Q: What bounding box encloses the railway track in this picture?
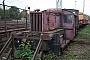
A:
[0,21,30,32]
[0,21,30,59]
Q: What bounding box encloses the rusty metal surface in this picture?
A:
[22,29,64,41]
[30,8,63,32]
[66,30,74,40]
[0,28,26,33]
[63,10,74,28]
[0,32,18,60]
[3,1,6,32]
[0,36,12,56]
[14,35,40,40]
[39,13,42,31]
[34,9,40,12]
[42,34,51,40]
[46,8,62,13]
[33,13,36,31]
[14,34,52,41]
[42,29,64,33]
[5,48,12,59]
[30,12,42,31]
[63,10,75,40]
[56,16,61,28]
[36,13,38,31]
[43,12,49,31]
[0,21,30,33]
[0,35,14,60]
[49,14,56,30]
[22,29,64,34]
[32,37,43,60]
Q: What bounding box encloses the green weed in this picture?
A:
[14,41,34,60]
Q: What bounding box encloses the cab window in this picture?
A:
[64,14,72,23]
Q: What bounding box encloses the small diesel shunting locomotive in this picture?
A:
[30,8,79,54]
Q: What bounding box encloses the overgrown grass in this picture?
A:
[74,26,90,40]
[79,26,90,34]
[63,25,90,59]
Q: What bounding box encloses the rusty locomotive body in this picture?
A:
[30,8,63,32]
[30,9,79,39]
[30,8,79,54]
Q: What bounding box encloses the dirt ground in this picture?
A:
[60,39,90,60]
[60,26,90,60]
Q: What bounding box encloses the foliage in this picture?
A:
[19,10,27,18]
[0,6,19,20]
[0,8,4,19]
[6,9,10,19]
[79,26,90,34]
[9,6,20,19]
[74,26,90,40]
[0,6,28,20]
[15,41,34,60]
[43,53,61,60]
[44,54,53,60]
[0,8,10,20]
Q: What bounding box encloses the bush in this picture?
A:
[15,41,34,60]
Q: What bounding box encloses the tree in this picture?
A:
[0,8,4,19]
[9,6,20,19]
[19,10,27,18]
[0,8,10,20]
[6,9,10,19]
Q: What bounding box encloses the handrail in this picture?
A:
[0,36,12,56]
[6,48,12,59]
[32,36,43,60]
[0,35,13,60]
[0,4,2,5]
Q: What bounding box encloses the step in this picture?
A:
[61,40,70,49]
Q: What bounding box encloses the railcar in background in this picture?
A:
[79,12,88,25]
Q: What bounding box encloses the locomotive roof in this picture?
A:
[62,9,78,16]
[62,9,79,12]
